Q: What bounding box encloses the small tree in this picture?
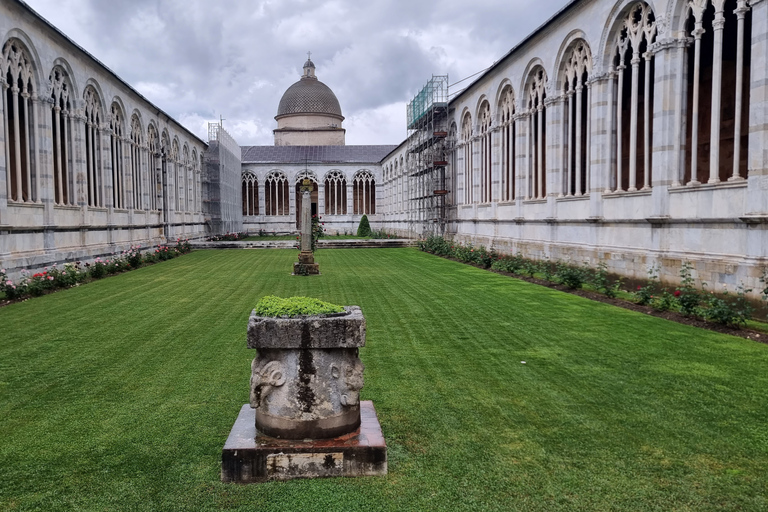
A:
[357,214,371,237]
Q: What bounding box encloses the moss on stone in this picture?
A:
[254,295,345,317]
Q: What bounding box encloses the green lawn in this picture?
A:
[1,248,767,511]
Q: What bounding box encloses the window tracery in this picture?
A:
[499,89,516,202]
[2,38,37,203]
[353,170,375,215]
[265,171,288,216]
[610,2,656,192]
[110,103,125,208]
[242,171,258,216]
[49,66,73,206]
[324,170,347,215]
[130,115,143,209]
[562,42,592,197]
[84,86,103,207]
[478,102,492,203]
[461,113,473,204]
[526,68,548,199]
[683,0,750,184]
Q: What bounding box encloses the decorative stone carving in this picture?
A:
[246,306,366,439]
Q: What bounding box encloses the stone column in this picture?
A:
[628,54,641,191]
[615,63,625,191]
[708,0,726,183]
[0,78,7,224]
[575,85,584,196]
[730,0,749,181]
[746,0,768,216]
[586,74,607,219]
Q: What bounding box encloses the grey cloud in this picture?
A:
[25,0,570,145]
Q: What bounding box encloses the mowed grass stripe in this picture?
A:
[0,248,767,511]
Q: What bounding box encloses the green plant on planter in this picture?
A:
[254,295,345,317]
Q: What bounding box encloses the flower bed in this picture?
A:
[419,235,767,329]
[0,238,192,303]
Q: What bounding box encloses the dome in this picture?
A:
[276,60,343,119]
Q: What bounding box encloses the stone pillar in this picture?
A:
[648,37,684,218]
[746,0,768,216]
[586,73,609,220]
[0,77,7,225]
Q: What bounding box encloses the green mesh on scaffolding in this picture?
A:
[407,75,448,129]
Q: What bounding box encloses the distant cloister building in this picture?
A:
[240,58,394,234]
[2,0,768,296]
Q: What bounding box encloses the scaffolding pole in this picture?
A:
[406,75,451,238]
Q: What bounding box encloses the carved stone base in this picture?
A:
[222,401,387,483]
[293,262,320,275]
[297,251,315,264]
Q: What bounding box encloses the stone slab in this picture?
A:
[247,306,366,349]
[221,401,387,483]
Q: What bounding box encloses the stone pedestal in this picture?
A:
[222,305,386,482]
[293,251,320,275]
[221,401,387,483]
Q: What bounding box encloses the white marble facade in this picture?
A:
[2,0,767,297]
[378,0,768,296]
[0,0,207,274]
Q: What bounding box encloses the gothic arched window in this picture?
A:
[353,170,375,215]
[324,170,347,215]
[3,39,38,203]
[49,66,74,206]
[84,86,104,207]
[265,171,289,215]
[611,3,656,192]
[526,68,548,199]
[562,42,592,196]
[242,172,258,216]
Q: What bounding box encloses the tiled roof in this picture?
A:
[277,78,343,118]
[241,145,399,164]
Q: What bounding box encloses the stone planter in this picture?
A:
[247,306,366,439]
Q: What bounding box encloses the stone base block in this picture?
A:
[222,401,386,483]
[293,261,320,275]
[297,251,315,264]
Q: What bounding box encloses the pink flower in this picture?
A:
[47,276,53,281]
[7,280,13,286]
[674,290,681,297]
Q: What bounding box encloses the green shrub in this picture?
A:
[634,265,659,305]
[419,235,452,256]
[555,262,586,289]
[651,290,676,311]
[702,284,753,327]
[591,261,623,298]
[356,214,371,237]
[254,295,345,317]
[88,259,107,279]
[676,262,702,316]
[491,254,524,274]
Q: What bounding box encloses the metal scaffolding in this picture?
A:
[406,75,451,237]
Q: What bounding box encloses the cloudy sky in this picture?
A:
[24,0,568,146]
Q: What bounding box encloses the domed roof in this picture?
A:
[276,59,343,119]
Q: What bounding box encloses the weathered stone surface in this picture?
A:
[247,306,367,439]
[221,401,387,483]
[247,307,365,349]
[250,347,364,439]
